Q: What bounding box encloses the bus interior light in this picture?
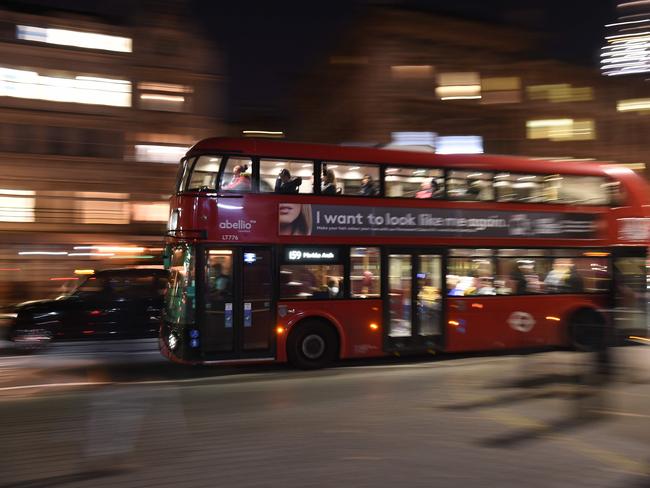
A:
[583,252,610,257]
[209,250,233,255]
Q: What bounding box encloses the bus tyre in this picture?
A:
[569,309,606,352]
[287,320,338,370]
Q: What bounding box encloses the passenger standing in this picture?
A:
[322,169,337,195]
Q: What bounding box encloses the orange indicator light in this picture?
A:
[369,323,379,331]
[276,326,285,335]
[545,316,561,321]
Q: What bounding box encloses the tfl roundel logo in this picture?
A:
[508,311,535,333]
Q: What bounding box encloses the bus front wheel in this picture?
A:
[287,320,339,370]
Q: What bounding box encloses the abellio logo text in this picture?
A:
[219,219,256,231]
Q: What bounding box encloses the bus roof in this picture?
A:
[188,137,626,178]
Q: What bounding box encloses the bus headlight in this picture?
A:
[168,332,178,350]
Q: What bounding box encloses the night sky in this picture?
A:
[8,0,618,121]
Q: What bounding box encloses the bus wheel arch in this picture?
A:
[567,307,607,351]
[286,317,340,369]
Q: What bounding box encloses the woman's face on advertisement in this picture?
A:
[278,203,301,224]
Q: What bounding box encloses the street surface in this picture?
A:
[0,342,648,488]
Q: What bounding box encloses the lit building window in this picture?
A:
[0,67,131,107]
[137,82,191,112]
[617,98,650,112]
[436,72,481,100]
[601,29,650,76]
[0,189,35,223]
[134,133,195,145]
[526,119,595,141]
[75,192,129,225]
[436,136,484,154]
[481,77,521,104]
[385,132,436,152]
[390,132,437,146]
[135,144,188,164]
[131,202,169,222]
[390,65,434,79]
[16,25,132,53]
[527,84,594,103]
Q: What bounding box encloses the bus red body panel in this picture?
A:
[162,138,650,367]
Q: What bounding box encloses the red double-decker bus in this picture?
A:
[161,137,649,368]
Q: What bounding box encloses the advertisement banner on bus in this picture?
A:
[278,203,598,238]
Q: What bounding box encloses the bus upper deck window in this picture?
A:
[385,167,444,199]
[322,162,380,196]
[220,157,254,192]
[447,171,494,201]
[495,173,544,203]
[260,159,314,193]
[546,175,609,205]
[187,156,222,191]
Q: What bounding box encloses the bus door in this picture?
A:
[385,250,444,352]
[200,246,274,360]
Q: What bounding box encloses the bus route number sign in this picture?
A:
[284,247,340,263]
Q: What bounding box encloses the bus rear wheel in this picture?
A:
[569,309,607,351]
[287,320,338,370]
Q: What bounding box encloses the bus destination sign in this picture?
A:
[278,203,598,239]
[284,247,340,263]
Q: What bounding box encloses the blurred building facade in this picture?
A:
[0,3,224,303]
[290,7,649,177]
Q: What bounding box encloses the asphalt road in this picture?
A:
[0,344,648,488]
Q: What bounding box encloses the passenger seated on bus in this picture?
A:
[322,169,337,195]
[416,181,433,199]
[564,264,584,293]
[544,258,584,293]
[327,278,341,298]
[465,179,481,200]
[223,164,251,191]
[359,174,378,196]
[511,261,530,294]
[446,275,465,296]
[416,179,443,199]
[476,277,495,295]
[543,260,566,293]
[275,169,302,194]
